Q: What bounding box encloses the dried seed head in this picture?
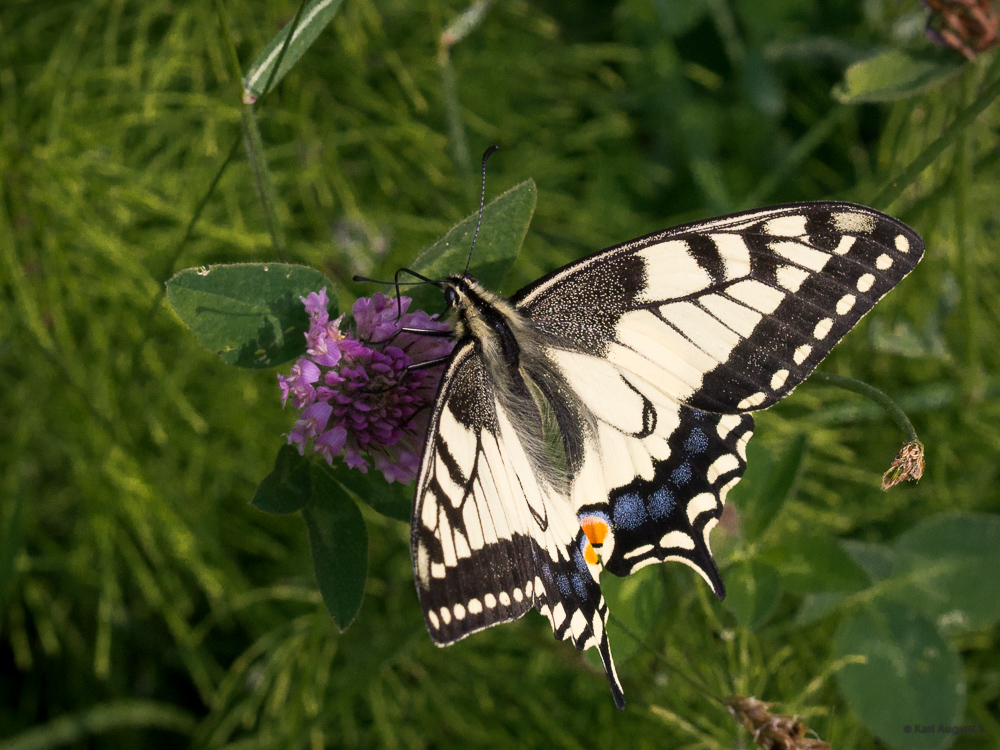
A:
[882,440,925,490]
[725,695,831,750]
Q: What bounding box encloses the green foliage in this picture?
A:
[304,467,368,630]
[835,601,965,749]
[408,177,536,308]
[892,513,1000,631]
[244,0,347,100]
[325,459,412,523]
[729,433,806,542]
[3,0,1000,748]
[252,444,312,514]
[723,559,782,630]
[833,50,963,103]
[166,263,334,368]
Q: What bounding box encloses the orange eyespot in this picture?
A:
[581,518,609,546]
[584,542,600,566]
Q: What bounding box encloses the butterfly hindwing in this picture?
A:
[412,341,626,705]
[535,345,754,593]
[412,342,535,643]
[599,409,754,587]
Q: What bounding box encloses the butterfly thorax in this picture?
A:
[442,274,531,372]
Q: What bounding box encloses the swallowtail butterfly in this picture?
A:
[409,201,922,708]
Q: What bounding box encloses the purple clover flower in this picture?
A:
[277,288,452,483]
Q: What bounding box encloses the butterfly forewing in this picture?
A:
[412,201,923,709]
[515,202,923,413]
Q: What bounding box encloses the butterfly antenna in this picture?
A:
[353,270,442,319]
[465,145,500,274]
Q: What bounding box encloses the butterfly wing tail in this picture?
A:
[596,605,626,710]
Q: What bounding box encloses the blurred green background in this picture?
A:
[2,0,999,748]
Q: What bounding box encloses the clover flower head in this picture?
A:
[278,288,452,484]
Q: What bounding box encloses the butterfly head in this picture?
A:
[440,274,482,341]
[440,274,527,369]
[442,279,462,309]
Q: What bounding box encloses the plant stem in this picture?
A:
[213,0,291,259]
[438,0,494,183]
[955,66,982,400]
[811,372,920,444]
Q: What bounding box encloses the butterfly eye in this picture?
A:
[444,287,458,307]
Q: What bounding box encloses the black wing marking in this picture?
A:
[598,409,754,586]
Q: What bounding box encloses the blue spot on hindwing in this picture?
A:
[671,462,692,486]
[612,492,647,530]
[571,573,589,598]
[556,573,572,597]
[685,428,709,454]
[649,487,676,519]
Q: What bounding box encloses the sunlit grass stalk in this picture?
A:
[741,105,850,208]
[955,66,982,399]
[213,0,293,259]
[871,58,1000,210]
[0,207,112,430]
[146,0,310,318]
[438,0,494,182]
[133,2,306,379]
[2,201,132,443]
[240,110,286,258]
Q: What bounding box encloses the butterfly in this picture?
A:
[408,200,923,708]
